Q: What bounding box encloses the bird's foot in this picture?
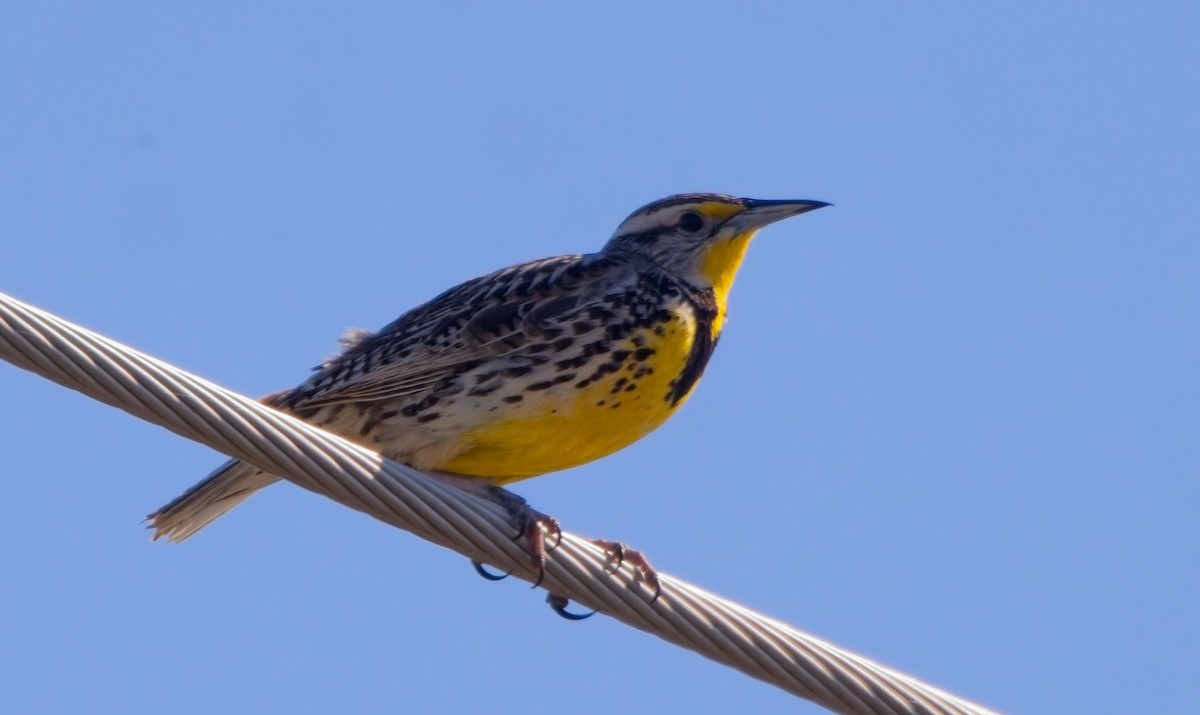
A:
[452,480,559,588]
[543,540,659,620]
[478,485,561,588]
[593,538,661,603]
[445,476,657,608]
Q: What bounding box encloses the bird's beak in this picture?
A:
[732,198,830,231]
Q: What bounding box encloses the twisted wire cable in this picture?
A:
[0,290,999,715]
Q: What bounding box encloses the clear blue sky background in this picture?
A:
[1,3,1196,714]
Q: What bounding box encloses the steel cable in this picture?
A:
[0,291,999,715]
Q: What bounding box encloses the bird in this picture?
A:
[148,193,828,595]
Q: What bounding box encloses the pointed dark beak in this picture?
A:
[735,199,830,230]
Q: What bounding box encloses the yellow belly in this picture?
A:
[436,312,699,483]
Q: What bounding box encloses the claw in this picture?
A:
[602,543,625,575]
[594,539,662,604]
[544,519,563,551]
[524,516,549,589]
[547,593,595,621]
[472,561,511,581]
[523,514,562,588]
[459,482,560,589]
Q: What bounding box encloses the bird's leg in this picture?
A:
[478,484,561,588]
[592,539,661,603]
[425,473,658,604]
[427,473,560,588]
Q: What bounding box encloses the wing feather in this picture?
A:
[275,253,634,410]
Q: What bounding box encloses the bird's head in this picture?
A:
[602,193,828,298]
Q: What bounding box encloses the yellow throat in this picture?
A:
[697,228,757,335]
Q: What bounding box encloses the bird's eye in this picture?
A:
[678,211,704,233]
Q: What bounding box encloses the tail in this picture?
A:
[147,459,280,542]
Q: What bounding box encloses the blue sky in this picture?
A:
[1,3,1197,713]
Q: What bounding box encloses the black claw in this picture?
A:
[472,561,511,581]
[547,593,595,621]
[554,606,595,621]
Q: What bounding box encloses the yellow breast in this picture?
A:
[432,226,756,484]
[437,305,700,483]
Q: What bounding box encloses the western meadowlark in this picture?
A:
[149,193,827,594]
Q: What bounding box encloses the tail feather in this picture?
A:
[148,459,280,542]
